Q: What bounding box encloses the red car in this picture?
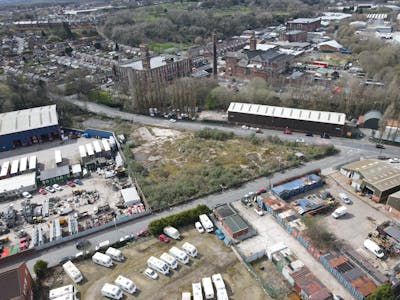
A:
[283,128,292,134]
[38,188,47,195]
[256,187,266,195]
[66,181,76,187]
[158,234,170,243]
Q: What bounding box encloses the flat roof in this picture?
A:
[120,187,140,203]
[228,102,346,125]
[288,18,321,24]
[223,214,248,233]
[342,159,381,172]
[0,173,36,192]
[0,105,58,136]
[215,204,236,218]
[39,165,69,181]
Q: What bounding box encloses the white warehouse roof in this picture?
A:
[0,105,58,136]
[120,187,141,206]
[0,173,36,193]
[228,102,346,125]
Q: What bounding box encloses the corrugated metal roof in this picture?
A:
[363,110,382,121]
[222,214,248,233]
[227,102,346,125]
[0,105,58,136]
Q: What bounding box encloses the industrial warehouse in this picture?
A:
[0,105,60,151]
[227,102,347,136]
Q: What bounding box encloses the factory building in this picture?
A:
[0,105,60,151]
[227,102,346,136]
[213,203,249,239]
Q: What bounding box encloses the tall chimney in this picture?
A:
[140,44,151,70]
[212,33,217,79]
[249,32,257,51]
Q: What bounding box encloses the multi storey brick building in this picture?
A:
[0,262,33,300]
[287,18,321,32]
[279,30,308,42]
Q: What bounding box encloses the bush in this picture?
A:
[148,204,211,235]
[366,283,395,300]
[302,216,336,250]
[195,128,234,141]
[33,260,48,279]
[88,90,122,108]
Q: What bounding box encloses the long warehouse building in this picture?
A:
[0,105,60,151]
[227,102,346,136]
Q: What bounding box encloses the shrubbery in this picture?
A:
[148,204,211,235]
[88,90,122,108]
[33,260,48,280]
[195,128,234,141]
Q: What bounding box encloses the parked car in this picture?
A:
[305,132,313,137]
[59,256,74,265]
[169,118,176,123]
[73,179,83,185]
[45,186,56,193]
[52,184,63,191]
[136,228,150,237]
[254,207,264,216]
[389,158,400,163]
[38,188,47,195]
[0,228,10,235]
[283,128,292,134]
[144,268,158,280]
[339,192,352,204]
[255,187,266,195]
[158,234,170,243]
[241,125,249,130]
[215,229,225,240]
[255,128,263,133]
[66,181,76,187]
[22,192,32,199]
[376,144,385,149]
[195,221,204,233]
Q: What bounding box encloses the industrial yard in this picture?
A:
[45,228,268,300]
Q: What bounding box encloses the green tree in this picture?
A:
[366,283,394,300]
[33,260,48,279]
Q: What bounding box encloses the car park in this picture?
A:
[38,188,47,195]
[195,221,204,233]
[144,268,158,280]
[46,186,56,193]
[215,229,225,240]
[52,184,63,191]
[22,192,32,199]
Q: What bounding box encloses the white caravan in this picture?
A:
[182,242,198,257]
[62,261,83,283]
[106,247,125,262]
[101,283,123,300]
[147,256,170,275]
[92,252,113,268]
[212,273,226,290]
[160,252,178,269]
[202,277,215,299]
[49,285,76,300]
[182,292,191,300]
[199,214,214,232]
[192,282,203,300]
[169,246,189,264]
[163,226,181,239]
[114,275,136,294]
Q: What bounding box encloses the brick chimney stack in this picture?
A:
[140,44,151,70]
[249,32,257,51]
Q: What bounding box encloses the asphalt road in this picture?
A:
[9,97,400,277]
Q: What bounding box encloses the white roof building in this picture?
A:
[120,187,141,207]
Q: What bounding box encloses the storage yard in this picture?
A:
[45,228,268,300]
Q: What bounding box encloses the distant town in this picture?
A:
[0,0,400,300]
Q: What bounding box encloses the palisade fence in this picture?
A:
[261,201,365,300]
[231,246,283,299]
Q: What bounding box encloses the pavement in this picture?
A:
[232,201,354,300]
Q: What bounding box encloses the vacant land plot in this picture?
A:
[126,126,335,208]
[46,228,268,300]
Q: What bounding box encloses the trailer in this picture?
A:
[212,273,226,290]
[62,261,83,283]
[202,277,214,299]
[182,242,198,258]
[29,156,37,171]
[163,226,180,240]
[85,143,94,156]
[19,157,28,173]
[114,275,136,294]
[106,247,125,262]
[10,160,19,176]
[199,214,214,232]
[101,283,123,300]
[78,145,87,159]
[55,150,62,165]
[192,282,203,300]
[169,246,189,264]
[49,285,77,300]
[182,292,191,300]
[147,256,170,275]
[92,252,113,267]
[160,252,178,269]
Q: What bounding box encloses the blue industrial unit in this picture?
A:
[0,105,60,151]
[271,174,323,200]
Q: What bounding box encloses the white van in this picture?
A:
[62,261,83,283]
[169,246,189,264]
[160,252,178,269]
[364,239,384,258]
[339,192,351,204]
[147,256,170,275]
[92,252,113,268]
[49,285,76,300]
[114,275,136,294]
[182,242,198,258]
[101,283,123,300]
[331,206,348,219]
[106,247,125,262]
[202,277,215,299]
[95,240,110,251]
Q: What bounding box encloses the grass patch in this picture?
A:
[148,41,190,52]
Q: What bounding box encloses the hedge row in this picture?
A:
[148,204,211,235]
